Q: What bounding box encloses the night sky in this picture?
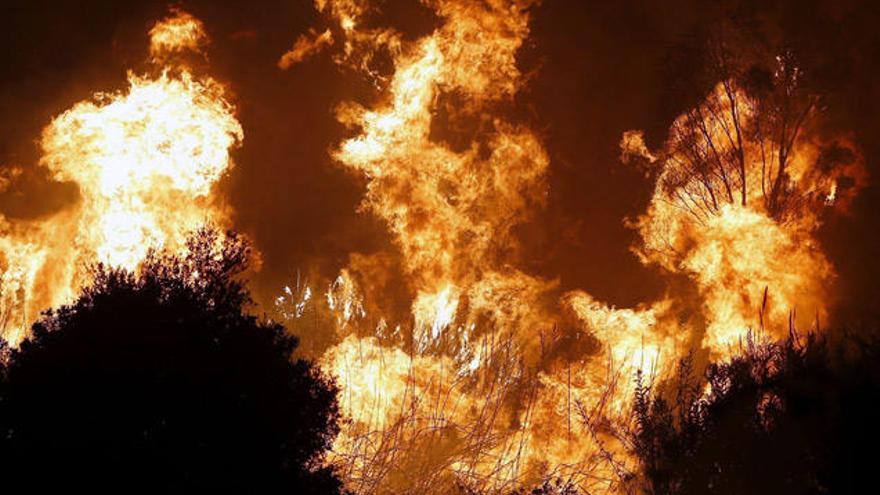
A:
[2,0,879,326]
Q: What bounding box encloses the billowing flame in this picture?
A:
[280,0,644,492]
[0,9,242,342]
[42,71,241,269]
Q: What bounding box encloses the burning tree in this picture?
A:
[635,51,850,224]
[623,49,865,352]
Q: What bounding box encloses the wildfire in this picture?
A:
[0,9,241,342]
[0,3,868,494]
[277,2,867,494]
[280,0,645,491]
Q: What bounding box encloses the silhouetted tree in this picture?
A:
[0,228,345,493]
[659,50,825,221]
[455,477,580,495]
[640,39,863,231]
[631,331,880,495]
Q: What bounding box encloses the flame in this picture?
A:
[565,293,676,380]
[327,269,368,327]
[328,0,551,351]
[413,283,460,343]
[280,1,648,492]
[278,28,334,69]
[149,8,209,61]
[683,205,831,350]
[41,71,241,269]
[0,9,241,342]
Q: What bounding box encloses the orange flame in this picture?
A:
[281,1,649,492]
[149,8,209,61]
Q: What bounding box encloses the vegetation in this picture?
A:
[0,229,344,493]
[2,227,879,495]
[631,330,880,495]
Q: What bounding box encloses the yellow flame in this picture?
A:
[0,9,241,342]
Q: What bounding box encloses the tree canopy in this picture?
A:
[0,228,344,493]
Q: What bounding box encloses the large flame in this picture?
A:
[0,9,242,342]
[279,0,648,492]
[278,4,867,494]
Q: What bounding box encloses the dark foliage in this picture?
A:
[632,331,880,495]
[455,477,579,495]
[518,479,581,495]
[0,228,344,493]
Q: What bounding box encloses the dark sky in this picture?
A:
[2,0,879,325]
